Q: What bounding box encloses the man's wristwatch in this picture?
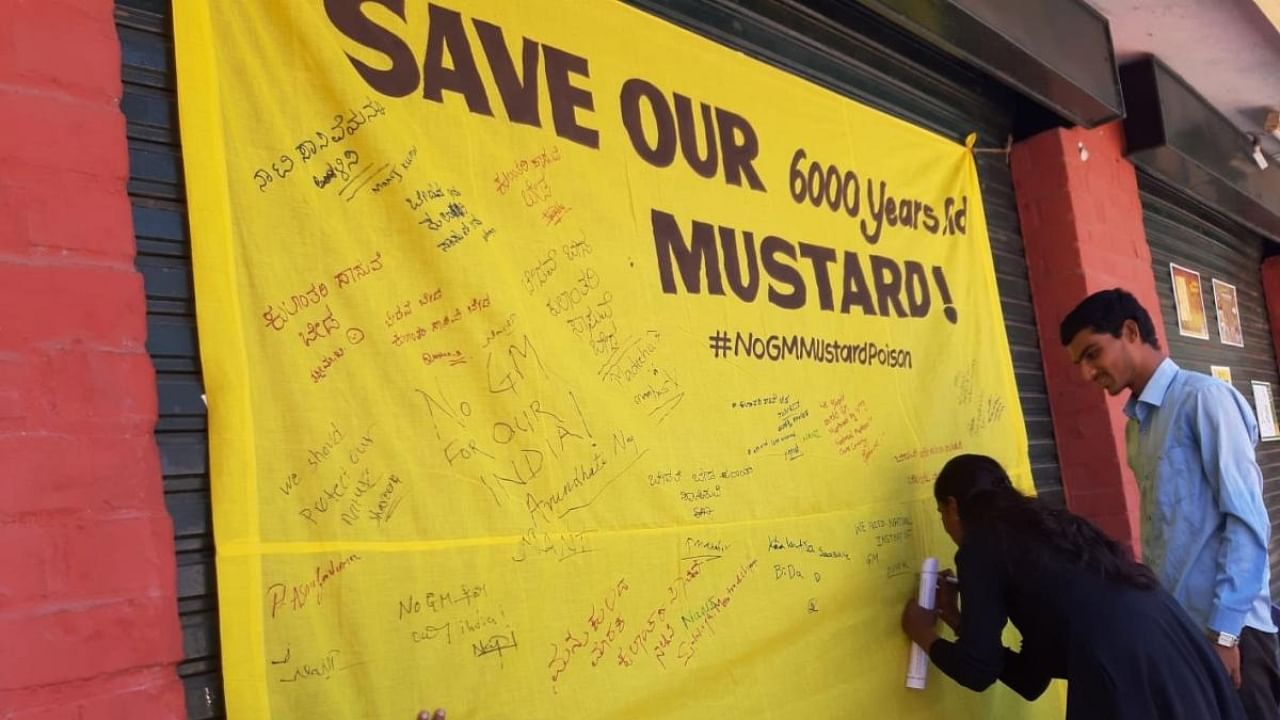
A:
[1210,630,1240,648]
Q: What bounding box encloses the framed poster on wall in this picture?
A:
[1252,381,1279,441]
[1211,365,1233,384]
[1170,263,1209,339]
[1212,279,1244,347]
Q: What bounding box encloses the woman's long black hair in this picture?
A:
[935,454,1158,590]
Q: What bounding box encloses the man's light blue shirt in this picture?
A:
[1125,358,1275,636]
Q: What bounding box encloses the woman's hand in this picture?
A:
[901,597,939,651]
[936,569,961,632]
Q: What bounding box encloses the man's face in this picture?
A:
[1067,325,1136,396]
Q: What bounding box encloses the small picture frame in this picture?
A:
[1210,365,1233,384]
[1251,381,1279,441]
[1212,279,1244,347]
[1170,264,1210,339]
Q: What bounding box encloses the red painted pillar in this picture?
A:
[1010,122,1163,555]
[1261,258,1280,369]
[0,1,185,717]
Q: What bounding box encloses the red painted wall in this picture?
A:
[1262,258,1280,371]
[0,1,185,717]
[1010,122,1164,554]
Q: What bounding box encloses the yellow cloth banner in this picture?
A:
[174,1,1063,718]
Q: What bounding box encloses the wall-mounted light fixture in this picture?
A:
[1252,135,1269,170]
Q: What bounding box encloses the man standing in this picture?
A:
[1060,288,1280,719]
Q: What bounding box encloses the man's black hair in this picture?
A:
[1058,288,1160,350]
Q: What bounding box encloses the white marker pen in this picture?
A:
[906,556,938,690]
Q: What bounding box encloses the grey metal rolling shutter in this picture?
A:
[1140,175,1280,596]
[114,1,1064,717]
[115,1,221,718]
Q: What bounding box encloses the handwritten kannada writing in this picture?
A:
[647,469,682,487]
[265,554,363,619]
[333,250,385,289]
[312,150,368,202]
[892,441,963,464]
[730,393,818,460]
[254,154,296,192]
[529,236,685,421]
[544,268,614,352]
[385,289,443,327]
[618,559,706,670]
[523,249,559,294]
[566,291,614,347]
[503,152,572,226]
[296,304,342,348]
[548,578,630,691]
[407,182,459,209]
[649,465,753,520]
[262,282,330,332]
[679,485,722,504]
[730,393,790,409]
[494,146,562,196]
[521,237,595,295]
[420,199,475,232]
[562,236,591,261]
[253,98,387,193]
[390,295,489,348]
[276,649,343,683]
[820,394,881,463]
[767,536,851,561]
[310,346,346,384]
[542,202,571,226]
[407,183,497,252]
[399,584,488,618]
[776,400,809,433]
